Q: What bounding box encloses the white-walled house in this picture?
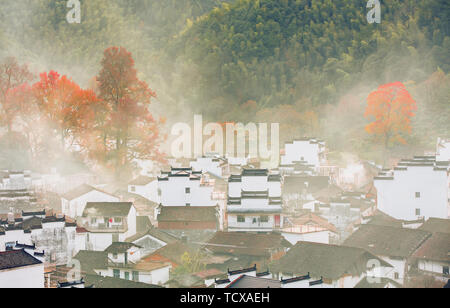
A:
[374,156,449,221]
[158,168,216,207]
[412,232,450,282]
[280,138,326,169]
[128,176,159,204]
[281,213,338,245]
[227,169,282,232]
[273,241,393,288]
[0,249,44,288]
[103,242,171,285]
[61,184,119,219]
[80,202,137,251]
[344,224,432,285]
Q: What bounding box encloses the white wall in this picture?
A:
[375,166,448,221]
[159,177,215,206]
[281,140,325,168]
[281,230,331,245]
[0,263,44,288]
[191,158,223,177]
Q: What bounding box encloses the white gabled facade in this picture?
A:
[128,176,159,203]
[227,169,282,232]
[374,156,449,221]
[190,156,229,178]
[158,168,216,207]
[281,138,326,169]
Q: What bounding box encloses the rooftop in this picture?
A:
[62,184,117,201]
[157,206,218,223]
[104,242,142,254]
[411,232,450,263]
[226,275,281,288]
[0,249,42,271]
[82,202,133,217]
[344,225,431,258]
[419,218,450,234]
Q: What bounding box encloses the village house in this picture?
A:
[125,224,178,257]
[411,232,450,282]
[0,249,44,288]
[344,224,432,285]
[158,167,217,207]
[272,241,393,288]
[79,202,137,251]
[202,232,291,272]
[281,212,338,245]
[227,169,282,232]
[127,175,159,204]
[280,138,327,170]
[374,156,449,221]
[103,242,171,285]
[0,210,77,265]
[61,184,119,219]
[0,171,33,190]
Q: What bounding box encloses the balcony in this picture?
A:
[83,221,128,233]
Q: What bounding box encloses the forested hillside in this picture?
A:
[0,0,449,163]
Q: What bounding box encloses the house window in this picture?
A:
[394,272,399,280]
[158,189,161,196]
[444,266,449,275]
[124,272,130,280]
[186,203,191,207]
[237,216,245,223]
[260,216,269,223]
[114,217,122,223]
[113,269,120,278]
[132,271,139,282]
[415,192,421,198]
[415,208,421,216]
[90,217,97,224]
[131,186,136,192]
[185,187,191,194]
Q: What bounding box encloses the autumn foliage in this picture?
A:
[364,82,417,147]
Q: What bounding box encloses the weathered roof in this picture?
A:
[133,261,171,272]
[412,233,450,263]
[62,184,117,201]
[273,242,391,280]
[283,176,329,194]
[344,225,431,258]
[82,202,133,217]
[204,232,291,257]
[419,218,450,234]
[126,226,179,244]
[0,249,42,271]
[157,206,217,223]
[84,274,163,288]
[365,210,403,228]
[128,175,155,186]
[144,242,195,264]
[104,242,142,254]
[73,251,108,274]
[283,212,338,233]
[226,275,281,288]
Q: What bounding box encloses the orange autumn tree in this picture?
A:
[33,71,100,151]
[95,47,165,181]
[364,82,417,162]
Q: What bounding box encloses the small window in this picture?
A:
[237,216,245,223]
[444,266,449,276]
[90,218,97,224]
[124,272,130,280]
[157,189,161,196]
[113,269,120,279]
[260,216,269,223]
[132,271,139,282]
[114,217,122,223]
[394,272,399,280]
[185,187,191,194]
[415,208,421,216]
[415,192,421,198]
[131,186,136,192]
[186,203,191,207]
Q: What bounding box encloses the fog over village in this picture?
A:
[0,0,449,290]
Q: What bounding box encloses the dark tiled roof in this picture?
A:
[73,251,108,274]
[157,206,218,223]
[57,279,85,288]
[419,218,450,234]
[84,274,163,288]
[344,225,431,258]
[0,249,42,270]
[82,202,133,217]
[228,264,256,276]
[412,233,450,263]
[273,242,391,280]
[104,242,142,254]
[283,176,329,194]
[146,242,195,264]
[126,226,179,245]
[226,275,281,288]
[205,232,291,257]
